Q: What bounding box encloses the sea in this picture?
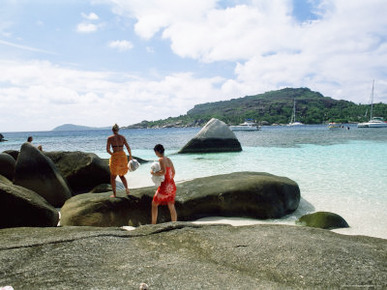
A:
[1,125,386,239]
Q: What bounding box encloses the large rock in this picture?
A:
[0,152,15,181]
[0,224,385,289]
[44,151,110,194]
[179,118,242,153]
[297,211,350,230]
[3,150,19,160]
[60,172,300,226]
[0,181,59,228]
[13,142,72,207]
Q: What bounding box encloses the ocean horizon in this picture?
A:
[1,125,386,239]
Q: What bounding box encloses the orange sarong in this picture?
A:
[109,151,128,176]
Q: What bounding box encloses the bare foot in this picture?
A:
[110,194,116,198]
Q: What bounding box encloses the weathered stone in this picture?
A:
[0,181,59,228]
[13,142,72,207]
[0,152,15,181]
[89,183,112,193]
[179,118,242,153]
[2,150,19,160]
[60,172,300,227]
[44,151,110,194]
[297,211,350,230]
[0,224,385,289]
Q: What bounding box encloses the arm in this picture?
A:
[170,160,175,179]
[106,137,113,155]
[123,137,132,160]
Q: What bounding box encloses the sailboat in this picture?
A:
[358,81,387,128]
[288,99,304,126]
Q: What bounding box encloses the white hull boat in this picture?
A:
[230,121,261,131]
[358,81,387,128]
[288,99,304,126]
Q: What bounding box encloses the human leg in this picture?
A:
[151,201,158,224]
[110,174,117,197]
[167,202,177,222]
[119,175,130,195]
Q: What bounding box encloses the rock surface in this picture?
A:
[0,223,385,289]
[61,172,300,227]
[13,142,72,207]
[179,118,242,153]
[0,181,59,228]
[0,152,15,181]
[297,211,350,230]
[44,151,110,194]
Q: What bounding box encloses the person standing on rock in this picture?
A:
[150,144,177,224]
[106,124,132,197]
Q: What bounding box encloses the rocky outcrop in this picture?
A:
[0,181,59,228]
[179,118,242,153]
[0,152,15,181]
[44,151,110,194]
[0,224,385,289]
[297,211,350,230]
[13,142,72,207]
[60,172,300,227]
[2,150,19,160]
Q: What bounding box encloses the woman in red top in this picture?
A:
[150,144,177,224]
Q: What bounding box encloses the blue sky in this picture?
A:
[1,0,386,131]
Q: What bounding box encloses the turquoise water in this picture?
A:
[1,125,386,239]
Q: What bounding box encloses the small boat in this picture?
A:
[358,81,387,128]
[230,120,261,131]
[328,123,350,130]
[288,99,304,126]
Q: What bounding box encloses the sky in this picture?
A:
[1,0,386,132]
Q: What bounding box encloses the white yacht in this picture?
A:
[358,81,387,128]
[358,117,387,128]
[230,120,261,131]
[288,99,304,126]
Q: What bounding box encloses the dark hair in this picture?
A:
[154,144,165,154]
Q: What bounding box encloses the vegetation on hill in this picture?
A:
[125,88,387,128]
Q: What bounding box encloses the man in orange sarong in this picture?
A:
[106,124,132,197]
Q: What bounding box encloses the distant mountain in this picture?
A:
[52,124,109,131]
[124,87,387,128]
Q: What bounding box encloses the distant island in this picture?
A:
[52,124,109,131]
[123,87,387,129]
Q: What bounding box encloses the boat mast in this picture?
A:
[292,99,296,123]
[370,80,375,120]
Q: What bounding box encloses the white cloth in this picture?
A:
[128,159,140,172]
[151,161,165,187]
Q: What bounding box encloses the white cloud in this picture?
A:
[109,40,133,51]
[76,22,99,33]
[82,12,99,20]
[0,59,224,131]
[104,0,387,104]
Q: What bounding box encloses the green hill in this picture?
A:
[125,87,387,128]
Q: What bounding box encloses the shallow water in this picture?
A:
[1,125,386,239]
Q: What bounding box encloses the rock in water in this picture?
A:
[179,118,242,153]
[297,211,350,230]
[13,142,72,207]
